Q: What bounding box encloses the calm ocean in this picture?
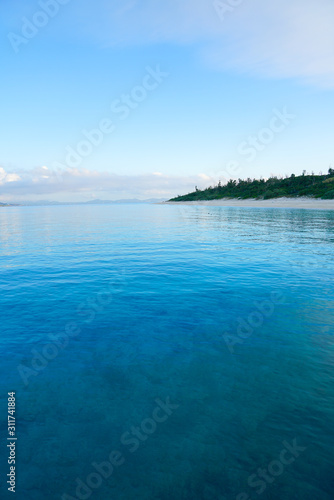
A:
[0,204,333,500]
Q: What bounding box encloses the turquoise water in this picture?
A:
[0,204,333,500]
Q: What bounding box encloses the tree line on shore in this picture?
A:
[170,169,334,201]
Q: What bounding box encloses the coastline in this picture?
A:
[164,197,334,210]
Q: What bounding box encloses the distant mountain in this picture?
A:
[4,198,167,207]
[83,198,166,204]
[14,200,64,206]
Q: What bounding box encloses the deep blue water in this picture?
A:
[0,204,333,500]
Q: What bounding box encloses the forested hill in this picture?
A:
[170,170,334,201]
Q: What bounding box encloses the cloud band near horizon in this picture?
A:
[0,166,214,201]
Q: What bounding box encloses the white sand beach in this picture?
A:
[164,197,334,210]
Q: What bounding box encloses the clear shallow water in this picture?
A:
[0,204,333,500]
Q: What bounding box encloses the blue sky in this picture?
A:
[1,0,334,201]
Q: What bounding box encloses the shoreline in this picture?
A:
[163,197,334,210]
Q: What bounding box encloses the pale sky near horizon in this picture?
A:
[1,0,334,201]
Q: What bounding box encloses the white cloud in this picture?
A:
[3,0,334,86]
[68,0,334,88]
[198,173,211,181]
[0,166,214,201]
[0,167,21,184]
[206,0,334,87]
